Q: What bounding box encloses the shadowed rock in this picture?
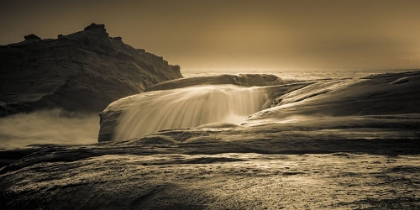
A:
[83,23,108,35]
[24,34,41,41]
[0,23,182,117]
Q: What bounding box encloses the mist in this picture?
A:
[0,109,99,149]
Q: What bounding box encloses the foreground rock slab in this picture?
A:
[1,112,420,209]
[1,149,419,209]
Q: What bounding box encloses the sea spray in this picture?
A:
[0,109,99,149]
[114,85,270,140]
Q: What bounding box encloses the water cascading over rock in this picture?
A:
[98,74,310,142]
[111,85,271,140]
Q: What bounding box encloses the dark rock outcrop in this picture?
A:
[83,23,107,34]
[0,23,182,116]
[24,34,41,41]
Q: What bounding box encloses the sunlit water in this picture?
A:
[183,69,417,80]
[114,85,271,140]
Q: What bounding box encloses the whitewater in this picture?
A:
[1,69,417,149]
[114,85,271,140]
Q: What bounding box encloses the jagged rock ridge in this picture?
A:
[0,23,182,116]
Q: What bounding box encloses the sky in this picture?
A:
[1,0,419,72]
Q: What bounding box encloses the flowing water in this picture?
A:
[2,70,417,148]
[114,85,271,140]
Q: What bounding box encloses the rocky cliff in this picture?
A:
[0,23,182,116]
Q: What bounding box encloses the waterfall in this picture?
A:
[114,85,271,140]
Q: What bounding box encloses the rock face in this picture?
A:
[23,34,41,41]
[0,23,182,116]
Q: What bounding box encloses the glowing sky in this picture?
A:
[1,0,419,72]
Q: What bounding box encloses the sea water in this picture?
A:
[1,69,416,149]
[114,85,270,140]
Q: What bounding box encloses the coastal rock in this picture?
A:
[1,71,420,209]
[246,71,420,123]
[98,71,420,142]
[0,23,182,116]
[23,34,41,41]
[83,23,107,33]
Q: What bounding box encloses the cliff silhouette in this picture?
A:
[0,23,182,116]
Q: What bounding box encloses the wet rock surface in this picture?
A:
[0,71,419,209]
[0,23,182,116]
[248,71,420,121]
[0,136,419,209]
